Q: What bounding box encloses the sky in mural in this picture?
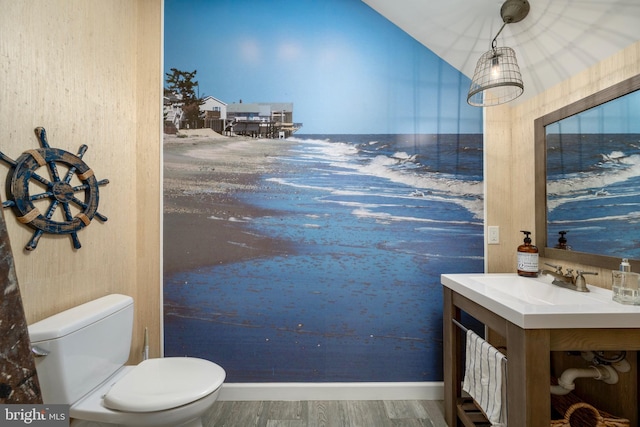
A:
[164,0,482,134]
[546,90,640,134]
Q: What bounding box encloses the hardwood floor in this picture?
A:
[204,400,447,427]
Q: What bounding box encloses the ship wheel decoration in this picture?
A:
[0,127,109,251]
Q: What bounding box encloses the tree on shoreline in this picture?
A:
[165,68,203,129]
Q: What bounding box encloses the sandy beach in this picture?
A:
[163,129,296,275]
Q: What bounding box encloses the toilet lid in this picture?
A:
[103,357,226,412]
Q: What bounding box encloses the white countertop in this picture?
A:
[441,273,640,329]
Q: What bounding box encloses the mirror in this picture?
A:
[535,75,640,271]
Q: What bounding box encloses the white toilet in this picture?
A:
[28,294,226,427]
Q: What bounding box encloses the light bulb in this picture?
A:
[491,56,501,79]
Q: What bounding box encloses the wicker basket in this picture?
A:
[551,390,630,427]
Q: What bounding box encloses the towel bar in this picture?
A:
[452,318,469,333]
[452,319,508,360]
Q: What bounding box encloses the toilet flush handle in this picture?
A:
[31,346,50,357]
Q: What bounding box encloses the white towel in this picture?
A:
[462,329,508,427]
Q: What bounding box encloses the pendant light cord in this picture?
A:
[491,22,508,49]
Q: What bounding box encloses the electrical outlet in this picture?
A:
[488,226,500,244]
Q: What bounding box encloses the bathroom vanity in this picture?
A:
[442,273,640,427]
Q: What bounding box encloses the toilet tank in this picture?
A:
[28,294,134,405]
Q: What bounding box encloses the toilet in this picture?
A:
[28,294,226,427]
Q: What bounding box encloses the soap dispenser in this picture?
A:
[612,258,639,304]
[517,230,539,277]
[554,230,571,250]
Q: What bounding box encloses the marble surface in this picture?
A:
[441,273,640,329]
[0,208,41,403]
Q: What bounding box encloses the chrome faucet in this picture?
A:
[540,263,598,292]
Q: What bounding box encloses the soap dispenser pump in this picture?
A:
[554,230,571,250]
[620,258,631,272]
[517,230,539,277]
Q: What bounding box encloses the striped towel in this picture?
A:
[462,329,508,427]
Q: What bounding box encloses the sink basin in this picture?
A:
[441,273,640,329]
[469,274,602,306]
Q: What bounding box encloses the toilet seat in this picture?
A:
[103,357,225,412]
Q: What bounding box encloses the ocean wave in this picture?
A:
[285,137,484,219]
[548,152,640,211]
[351,207,482,226]
[551,210,640,224]
[266,176,484,221]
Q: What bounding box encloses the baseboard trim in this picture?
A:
[218,382,444,401]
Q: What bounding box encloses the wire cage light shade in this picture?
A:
[467,46,524,107]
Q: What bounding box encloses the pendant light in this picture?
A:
[467,0,530,107]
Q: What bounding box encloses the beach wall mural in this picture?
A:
[163,0,484,382]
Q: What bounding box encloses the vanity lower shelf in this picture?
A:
[456,397,491,427]
[442,274,640,427]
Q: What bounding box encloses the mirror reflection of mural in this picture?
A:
[546,89,640,260]
[163,0,483,382]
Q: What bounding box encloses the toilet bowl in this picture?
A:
[28,294,226,427]
[70,358,225,427]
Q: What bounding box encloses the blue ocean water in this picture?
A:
[164,134,484,382]
[546,133,640,258]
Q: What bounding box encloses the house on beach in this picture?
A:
[200,96,227,132]
[164,95,301,138]
[225,102,302,138]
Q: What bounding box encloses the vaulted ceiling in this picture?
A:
[363,0,640,104]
